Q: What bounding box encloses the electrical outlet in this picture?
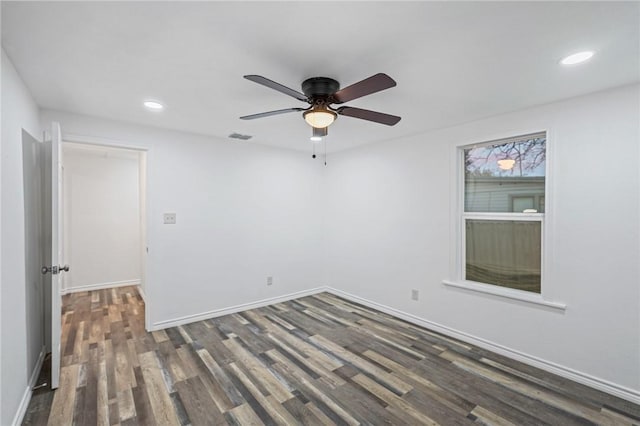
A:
[411,289,419,301]
[163,213,176,224]
[267,276,273,286]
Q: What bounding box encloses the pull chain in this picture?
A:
[324,138,327,166]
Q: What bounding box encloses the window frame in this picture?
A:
[444,130,566,310]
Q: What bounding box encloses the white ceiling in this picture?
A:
[2,1,638,153]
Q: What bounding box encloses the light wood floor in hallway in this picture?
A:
[24,286,640,425]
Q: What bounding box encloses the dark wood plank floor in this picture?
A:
[23,286,640,425]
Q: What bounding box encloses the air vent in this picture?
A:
[228,132,252,140]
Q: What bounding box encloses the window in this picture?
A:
[461,132,546,293]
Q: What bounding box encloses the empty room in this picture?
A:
[1,1,639,425]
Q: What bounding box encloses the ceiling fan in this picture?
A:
[240,73,401,139]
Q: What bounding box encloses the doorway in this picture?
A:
[22,129,149,406]
[60,142,147,301]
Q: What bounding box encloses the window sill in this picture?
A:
[442,279,566,311]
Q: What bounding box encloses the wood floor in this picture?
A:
[23,286,640,425]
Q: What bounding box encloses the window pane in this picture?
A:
[512,196,535,213]
[465,219,541,293]
[465,135,545,212]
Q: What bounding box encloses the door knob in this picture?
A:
[60,265,70,272]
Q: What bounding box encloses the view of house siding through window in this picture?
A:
[463,133,546,293]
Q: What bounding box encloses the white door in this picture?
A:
[22,130,46,379]
[43,122,66,389]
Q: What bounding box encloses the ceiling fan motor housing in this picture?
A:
[301,77,340,99]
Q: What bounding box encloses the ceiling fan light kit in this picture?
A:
[303,108,336,128]
[240,73,401,139]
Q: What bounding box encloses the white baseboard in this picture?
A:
[325,287,640,406]
[150,287,327,331]
[12,346,46,426]
[137,284,146,303]
[61,279,141,295]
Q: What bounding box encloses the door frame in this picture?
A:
[61,133,151,331]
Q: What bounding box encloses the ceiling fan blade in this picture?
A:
[332,73,397,104]
[337,106,401,126]
[244,75,308,102]
[240,108,307,120]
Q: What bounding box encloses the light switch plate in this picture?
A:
[163,213,176,224]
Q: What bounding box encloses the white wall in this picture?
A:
[325,84,640,398]
[1,49,42,426]
[62,144,141,292]
[40,109,326,328]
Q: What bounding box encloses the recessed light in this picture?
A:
[143,100,164,110]
[560,51,594,66]
[310,136,322,142]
